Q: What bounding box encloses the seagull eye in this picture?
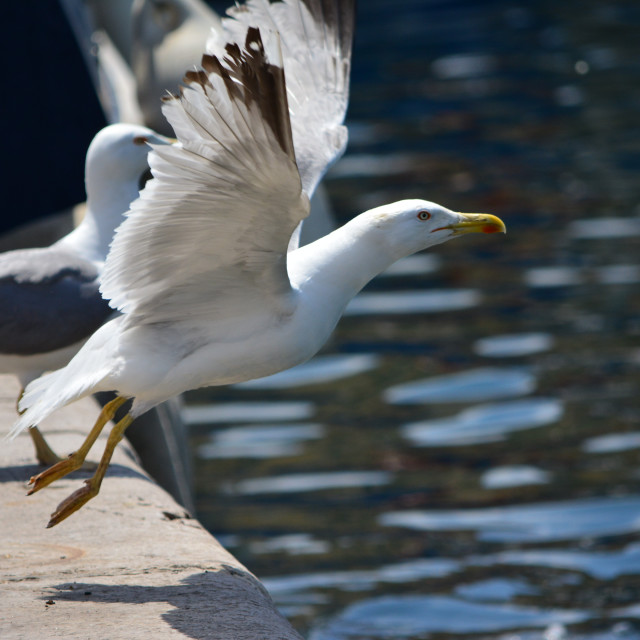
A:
[133,136,149,146]
[417,210,431,221]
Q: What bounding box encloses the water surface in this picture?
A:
[190,0,640,637]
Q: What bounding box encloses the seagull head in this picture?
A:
[81,124,176,259]
[85,123,173,192]
[368,199,506,256]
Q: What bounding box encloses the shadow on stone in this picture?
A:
[49,568,300,640]
[0,462,151,486]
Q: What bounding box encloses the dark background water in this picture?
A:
[187,1,640,638]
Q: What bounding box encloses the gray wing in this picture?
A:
[0,247,113,355]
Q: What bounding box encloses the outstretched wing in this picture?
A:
[100,29,308,328]
[207,0,355,199]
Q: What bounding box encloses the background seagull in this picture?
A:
[13,4,505,528]
[0,123,169,464]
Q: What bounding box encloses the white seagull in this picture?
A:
[1,123,169,465]
[13,0,505,528]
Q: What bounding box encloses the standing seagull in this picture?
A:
[14,5,505,528]
[0,123,169,464]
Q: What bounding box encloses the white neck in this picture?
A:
[54,175,140,264]
[289,212,402,309]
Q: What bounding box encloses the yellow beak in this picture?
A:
[446,212,506,235]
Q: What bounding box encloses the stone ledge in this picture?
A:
[0,375,302,640]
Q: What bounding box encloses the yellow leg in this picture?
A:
[28,426,98,470]
[47,412,134,528]
[27,396,128,495]
[28,426,63,466]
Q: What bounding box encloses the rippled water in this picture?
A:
[189,0,640,637]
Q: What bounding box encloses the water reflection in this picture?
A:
[567,217,640,239]
[555,84,586,107]
[264,557,460,595]
[454,577,539,601]
[385,368,537,405]
[401,398,563,446]
[431,53,497,79]
[480,465,551,489]
[225,470,392,496]
[596,265,640,285]
[309,595,588,639]
[525,264,640,288]
[249,534,330,557]
[327,153,417,178]
[344,289,480,316]
[380,253,440,277]
[524,266,583,288]
[506,627,640,640]
[473,333,554,357]
[197,423,324,460]
[472,542,640,581]
[582,431,640,454]
[379,496,640,543]
[182,401,314,425]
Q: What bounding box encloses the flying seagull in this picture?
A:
[13,1,505,528]
[1,123,169,465]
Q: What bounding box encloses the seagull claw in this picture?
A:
[45,411,134,527]
[28,454,84,495]
[46,480,98,528]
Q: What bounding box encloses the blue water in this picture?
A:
[190,0,640,637]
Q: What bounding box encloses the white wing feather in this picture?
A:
[100,30,308,326]
[207,0,354,199]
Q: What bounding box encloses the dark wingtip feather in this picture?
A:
[192,27,295,162]
[241,27,295,160]
[161,90,180,103]
[301,0,357,57]
[183,69,211,89]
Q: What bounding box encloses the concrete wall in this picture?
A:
[0,375,303,640]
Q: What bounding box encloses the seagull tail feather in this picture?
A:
[8,323,117,440]
[8,367,95,439]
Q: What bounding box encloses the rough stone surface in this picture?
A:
[0,375,303,639]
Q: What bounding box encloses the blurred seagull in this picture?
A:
[13,0,505,528]
[1,123,169,464]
